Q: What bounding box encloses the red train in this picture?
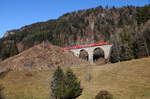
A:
[63,42,109,50]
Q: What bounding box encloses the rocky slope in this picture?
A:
[0,42,89,71]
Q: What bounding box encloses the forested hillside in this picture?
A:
[0,5,150,62]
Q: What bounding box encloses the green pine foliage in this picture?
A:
[62,69,82,99]
[50,67,82,99]
[0,41,19,60]
[51,66,65,99]
[137,5,150,24]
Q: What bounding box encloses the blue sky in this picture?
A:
[0,0,149,37]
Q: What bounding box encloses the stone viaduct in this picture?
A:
[64,42,113,64]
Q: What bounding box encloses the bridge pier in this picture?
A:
[88,52,93,64]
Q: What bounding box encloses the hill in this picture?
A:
[0,41,89,71]
[0,57,149,99]
[0,5,150,63]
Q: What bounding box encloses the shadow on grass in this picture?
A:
[0,69,11,79]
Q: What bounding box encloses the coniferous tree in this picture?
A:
[61,69,83,99]
[51,66,65,99]
[50,67,82,99]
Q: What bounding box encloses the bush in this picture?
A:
[95,90,113,99]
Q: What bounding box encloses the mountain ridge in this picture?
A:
[0,5,150,63]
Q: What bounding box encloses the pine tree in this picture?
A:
[51,66,65,99]
[50,67,82,99]
[61,69,83,99]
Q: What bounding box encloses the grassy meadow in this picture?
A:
[0,58,150,99]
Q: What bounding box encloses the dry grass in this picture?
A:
[0,58,150,99]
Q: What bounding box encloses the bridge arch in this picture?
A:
[79,49,89,61]
[93,47,105,62]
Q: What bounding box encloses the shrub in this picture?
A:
[95,90,113,99]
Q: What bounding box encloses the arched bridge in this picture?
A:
[64,42,113,64]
